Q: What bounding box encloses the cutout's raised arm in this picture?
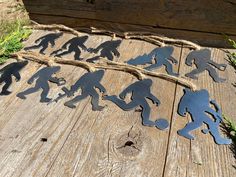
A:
[27,72,39,84]
[168,56,178,64]
[95,83,106,93]
[13,72,21,81]
[146,93,161,106]
[178,99,188,116]
[35,36,45,43]
[119,84,134,99]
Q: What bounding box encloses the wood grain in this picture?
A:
[22,0,236,47]
[163,47,236,177]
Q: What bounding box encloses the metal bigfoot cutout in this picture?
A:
[53,70,106,110]
[0,61,28,95]
[185,49,227,82]
[127,47,179,76]
[24,32,63,54]
[17,66,66,103]
[103,79,161,127]
[51,36,88,60]
[177,88,231,145]
[86,40,121,62]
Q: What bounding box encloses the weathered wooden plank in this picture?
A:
[0,31,90,177]
[163,48,236,177]
[45,41,182,176]
[22,0,236,47]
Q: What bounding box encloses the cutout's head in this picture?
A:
[51,66,61,73]
[110,40,122,47]
[157,46,174,57]
[142,79,152,86]
[14,60,28,70]
[56,32,64,38]
[187,49,211,60]
[80,36,89,42]
[93,70,105,80]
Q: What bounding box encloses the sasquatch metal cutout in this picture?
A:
[86,40,122,62]
[127,47,179,76]
[24,32,63,54]
[177,88,232,145]
[0,61,28,95]
[103,79,161,127]
[185,49,227,82]
[53,70,106,110]
[17,66,66,103]
[51,36,88,60]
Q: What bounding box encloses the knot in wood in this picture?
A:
[115,130,143,157]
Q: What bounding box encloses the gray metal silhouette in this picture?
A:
[177,88,232,145]
[0,61,28,95]
[17,66,66,103]
[51,36,88,60]
[155,118,169,130]
[127,47,179,76]
[53,70,106,110]
[185,49,227,82]
[24,32,63,54]
[103,79,161,127]
[86,40,121,62]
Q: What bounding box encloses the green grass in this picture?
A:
[226,38,236,68]
[0,20,32,64]
[223,115,236,143]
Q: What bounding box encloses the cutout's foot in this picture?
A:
[17,93,26,99]
[185,73,198,80]
[142,120,155,127]
[40,98,52,103]
[0,90,12,95]
[215,78,226,83]
[177,129,195,140]
[214,137,232,145]
[64,102,76,109]
[92,105,105,111]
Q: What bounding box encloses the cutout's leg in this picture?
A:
[24,44,41,51]
[145,61,163,71]
[185,67,205,79]
[203,117,231,144]
[103,52,113,61]
[40,84,51,103]
[177,120,203,140]
[74,48,82,60]
[89,89,104,111]
[17,85,41,99]
[64,93,87,108]
[55,50,71,58]
[141,101,155,126]
[39,44,49,54]
[86,56,100,63]
[1,78,12,95]
[164,61,179,76]
[206,66,226,82]
[104,95,137,111]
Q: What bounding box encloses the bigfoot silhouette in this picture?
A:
[127,47,179,76]
[0,61,28,95]
[185,49,227,82]
[54,70,106,110]
[177,88,231,145]
[51,36,88,60]
[17,66,66,103]
[24,32,63,54]
[86,40,121,62]
[104,79,161,127]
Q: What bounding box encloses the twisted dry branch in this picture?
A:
[11,51,197,91]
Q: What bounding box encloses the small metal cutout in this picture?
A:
[177,88,232,145]
[104,79,161,127]
[155,118,169,130]
[86,40,122,62]
[0,61,28,95]
[17,66,66,103]
[127,47,179,76]
[53,70,106,111]
[185,49,227,82]
[51,36,89,60]
[24,32,63,54]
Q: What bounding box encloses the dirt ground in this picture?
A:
[0,0,28,28]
